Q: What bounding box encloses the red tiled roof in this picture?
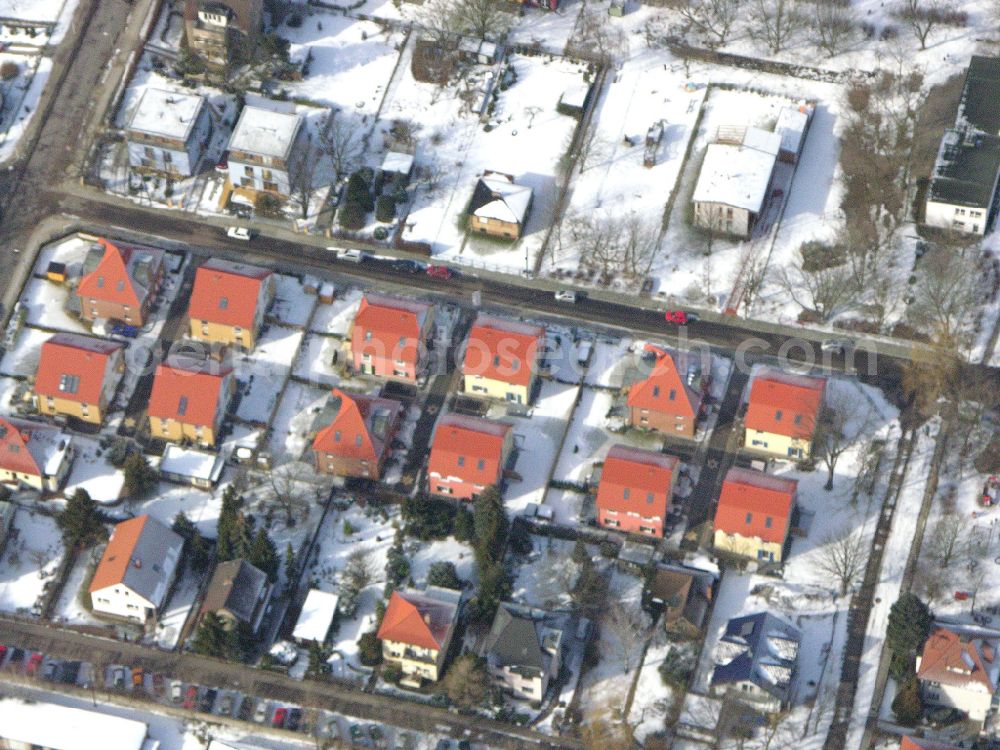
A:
[351,294,430,368]
[376,590,455,650]
[714,467,797,544]
[627,346,702,418]
[147,361,231,428]
[597,445,678,516]
[188,259,272,331]
[745,369,826,440]
[34,334,123,405]
[463,316,544,388]
[89,515,150,593]
[0,417,42,477]
[77,238,144,309]
[900,738,964,750]
[428,414,511,487]
[312,389,401,463]
[917,627,999,694]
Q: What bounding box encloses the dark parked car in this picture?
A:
[111,323,139,338]
[391,259,424,274]
[287,708,302,731]
[199,688,218,713]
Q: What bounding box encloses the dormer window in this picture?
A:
[745,512,753,524]
[775,410,783,421]
[219,297,229,310]
[653,386,660,397]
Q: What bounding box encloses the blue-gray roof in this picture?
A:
[711,612,801,702]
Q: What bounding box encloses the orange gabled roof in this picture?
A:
[597,445,678,515]
[34,334,123,405]
[745,369,825,440]
[463,316,544,388]
[900,738,964,750]
[351,294,430,367]
[188,259,272,331]
[89,515,149,592]
[427,414,511,486]
[147,361,231,428]
[917,627,999,694]
[376,590,457,650]
[77,238,144,309]
[714,468,797,544]
[312,389,402,462]
[627,346,701,418]
[0,417,42,477]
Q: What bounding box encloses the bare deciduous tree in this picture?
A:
[894,0,945,49]
[816,387,875,490]
[342,546,375,595]
[925,515,970,569]
[679,0,742,46]
[776,254,856,322]
[318,111,363,184]
[449,0,514,39]
[907,244,984,352]
[621,214,662,278]
[749,0,804,54]
[814,528,866,596]
[266,461,330,524]
[603,600,652,674]
[289,139,322,220]
[810,2,856,57]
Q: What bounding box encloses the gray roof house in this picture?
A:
[481,603,564,704]
[710,612,801,712]
[200,558,272,633]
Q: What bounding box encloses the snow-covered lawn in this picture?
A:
[266,380,333,464]
[0,508,65,615]
[139,481,218,537]
[291,333,348,386]
[233,324,304,424]
[409,537,476,588]
[309,287,363,336]
[627,628,679,743]
[271,275,318,328]
[51,546,104,628]
[62,436,125,505]
[0,325,51,376]
[18,277,89,334]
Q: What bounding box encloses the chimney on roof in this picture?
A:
[133,557,142,569]
[424,613,431,625]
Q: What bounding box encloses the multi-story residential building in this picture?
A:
[481,603,562,704]
[462,315,544,405]
[0,700,153,750]
[126,88,213,177]
[711,612,801,712]
[713,467,797,564]
[0,416,73,492]
[311,388,403,480]
[427,414,514,501]
[76,238,164,327]
[34,334,124,425]
[377,587,461,684]
[349,294,434,381]
[627,345,708,439]
[916,626,1000,724]
[595,444,678,538]
[467,171,533,240]
[226,105,304,200]
[743,369,826,460]
[199,558,272,634]
[147,358,234,447]
[184,0,263,73]
[187,258,275,350]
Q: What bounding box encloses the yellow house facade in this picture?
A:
[743,429,814,461]
[713,530,786,564]
[189,319,257,350]
[147,365,234,449]
[38,396,105,425]
[148,416,220,448]
[33,336,124,427]
[463,374,531,404]
[380,639,445,682]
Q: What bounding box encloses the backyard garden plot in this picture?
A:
[52,547,104,628]
[0,508,65,615]
[292,332,347,386]
[18,278,88,334]
[509,534,583,610]
[627,627,683,744]
[233,324,305,424]
[583,336,634,389]
[309,287,363,336]
[271,274,318,328]
[62,435,125,504]
[0,53,52,163]
[0,325,51,376]
[266,379,335,463]
[386,43,589,268]
[409,537,476,588]
[281,11,406,117]
[139,480,218,536]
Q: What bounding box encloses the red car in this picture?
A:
[0,645,7,666]
[272,707,288,728]
[426,265,453,280]
[183,685,198,710]
[25,652,43,677]
[664,310,698,325]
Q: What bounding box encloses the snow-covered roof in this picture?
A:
[472,172,533,225]
[228,105,303,159]
[159,444,225,483]
[0,699,150,750]
[293,588,340,642]
[381,151,414,176]
[740,126,781,156]
[692,138,778,214]
[127,88,205,141]
[560,82,590,110]
[775,105,811,156]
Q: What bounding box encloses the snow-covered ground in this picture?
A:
[0,508,64,615]
[62,436,126,505]
[233,324,304,425]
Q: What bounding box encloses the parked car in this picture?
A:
[391,259,424,274]
[151,673,165,696]
[217,692,234,716]
[226,226,254,241]
[7,648,24,670]
[820,338,852,354]
[272,707,288,728]
[215,152,229,173]
[131,667,144,689]
[25,652,43,677]
[426,265,453,280]
[435,741,452,750]
[287,708,302,731]
[664,310,698,325]
[350,724,372,747]
[112,667,127,689]
[394,732,416,750]
[322,718,341,740]
[110,323,139,338]
[170,680,183,703]
[554,290,578,303]
[368,725,384,745]
[199,688,217,713]
[253,700,268,723]
[0,645,7,666]
[183,685,198,710]
[331,248,365,263]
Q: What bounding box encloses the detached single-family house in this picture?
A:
[481,603,563,704]
[744,369,826,460]
[226,105,304,200]
[126,88,213,177]
[34,334,124,425]
[147,358,234,447]
[692,126,780,239]
[427,414,514,501]
[900,738,965,750]
[916,626,1000,723]
[0,416,73,492]
[89,515,183,624]
[462,315,544,405]
[596,445,679,538]
[467,171,533,240]
[200,558,272,633]
[349,294,434,381]
[292,589,340,646]
[925,56,1000,236]
[184,0,263,72]
[644,564,715,638]
[188,259,275,350]
[711,612,801,712]
[311,388,403,480]
[627,345,708,439]
[377,586,462,684]
[713,467,797,564]
[76,238,165,327]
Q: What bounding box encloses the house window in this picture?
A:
[58,374,80,394]
[177,396,188,417]
[745,512,753,524]
[365,331,373,341]
[794,414,802,425]
[493,355,501,366]
[219,297,228,309]
[646,492,654,504]
[163,151,172,163]
[774,410,783,421]
[355,434,363,447]
[457,456,465,467]
[263,181,278,192]
[399,336,406,347]
[765,517,772,529]
[144,147,155,158]
[669,389,676,401]
[477,459,485,471]
[244,166,253,176]
[437,485,453,494]
[623,488,630,500]
[334,430,341,442]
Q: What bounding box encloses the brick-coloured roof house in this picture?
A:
[427,414,514,501]
[34,334,124,426]
[0,416,74,493]
[311,388,403,480]
[628,345,708,439]
[89,515,183,624]
[147,358,234,448]
[713,468,797,564]
[377,587,462,683]
[188,259,275,350]
[744,369,826,460]
[900,738,965,750]
[916,626,1000,723]
[596,445,679,538]
[76,238,164,327]
[462,316,544,405]
[349,294,434,382]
